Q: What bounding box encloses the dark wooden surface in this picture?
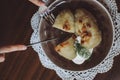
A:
[0,0,120,80]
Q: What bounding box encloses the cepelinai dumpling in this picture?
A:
[55,36,76,60]
[75,8,102,49]
[53,9,75,33]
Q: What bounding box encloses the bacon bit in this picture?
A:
[81,32,87,38]
[88,32,92,37]
[81,31,92,44]
[82,24,87,32]
[72,35,77,40]
[78,30,81,34]
[81,40,85,44]
[60,41,69,47]
[63,20,70,30]
[81,31,92,38]
[86,23,91,28]
[83,36,91,41]
[56,48,61,52]
[55,46,61,52]
[79,19,82,23]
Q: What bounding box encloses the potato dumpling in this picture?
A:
[53,8,102,60]
[53,9,75,33]
[55,36,76,60]
[75,9,101,49]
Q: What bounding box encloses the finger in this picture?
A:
[0,45,27,54]
[0,54,5,62]
[29,0,45,6]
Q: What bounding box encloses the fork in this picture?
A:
[39,5,55,24]
[40,9,55,24]
[39,0,72,24]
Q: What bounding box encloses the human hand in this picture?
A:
[0,45,27,62]
[0,0,45,63]
[29,0,45,6]
[0,0,45,62]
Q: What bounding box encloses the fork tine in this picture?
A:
[45,12,55,24]
[50,13,55,23]
[51,13,55,20]
[41,10,55,24]
[43,12,49,21]
[48,13,55,24]
[47,14,54,24]
[45,11,55,24]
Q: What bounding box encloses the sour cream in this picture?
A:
[76,36,81,43]
[72,52,86,64]
[72,36,93,65]
[72,49,93,64]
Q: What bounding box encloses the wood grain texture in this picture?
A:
[0,0,120,80]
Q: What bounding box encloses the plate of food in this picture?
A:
[39,0,114,71]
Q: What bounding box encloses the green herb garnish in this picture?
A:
[75,42,91,59]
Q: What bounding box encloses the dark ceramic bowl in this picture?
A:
[39,0,114,71]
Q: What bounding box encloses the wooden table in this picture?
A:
[0,0,120,80]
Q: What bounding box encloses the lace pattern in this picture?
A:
[30,0,120,80]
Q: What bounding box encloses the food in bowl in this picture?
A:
[55,36,76,60]
[40,0,113,70]
[53,9,75,33]
[53,8,102,64]
[75,9,101,49]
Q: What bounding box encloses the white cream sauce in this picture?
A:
[72,36,93,65]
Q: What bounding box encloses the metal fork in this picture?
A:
[41,10,55,24]
[39,0,72,24]
[39,5,55,24]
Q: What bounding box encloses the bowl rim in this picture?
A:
[38,0,115,70]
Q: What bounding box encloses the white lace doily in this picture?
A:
[30,0,120,80]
